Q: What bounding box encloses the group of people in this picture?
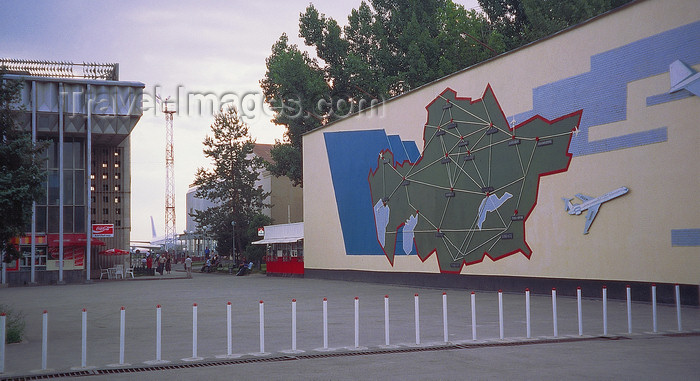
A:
[139,250,254,279]
[201,253,221,273]
[142,253,173,276]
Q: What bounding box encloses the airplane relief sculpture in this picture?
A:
[562,186,629,234]
[669,60,700,96]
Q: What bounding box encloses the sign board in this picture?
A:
[92,224,114,237]
[257,227,265,237]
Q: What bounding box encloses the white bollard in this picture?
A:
[384,295,390,346]
[414,293,421,345]
[626,285,632,334]
[652,284,657,333]
[119,307,126,365]
[292,299,297,351]
[42,310,48,370]
[442,292,448,343]
[498,290,504,340]
[354,297,360,348]
[81,308,87,368]
[552,289,558,338]
[602,287,608,336]
[227,302,232,356]
[471,292,477,341]
[675,284,682,332]
[259,300,265,353]
[525,289,531,339]
[577,287,583,336]
[192,303,198,359]
[323,298,328,349]
[0,313,5,374]
[156,305,162,361]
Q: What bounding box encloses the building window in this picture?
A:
[114,173,121,180]
[90,174,95,180]
[91,196,96,203]
[103,208,108,215]
[102,173,108,180]
[114,196,120,204]
[115,220,121,227]
[102,161,108,168]
[102,219,108,224]
[102,184,108,191]
[114,150,120,157]
[91,208,95,215]
[103,196,108,203]
[90,185,95,192]
[114,185,120,192]
[114,161,120,168]
[115,208,121,215]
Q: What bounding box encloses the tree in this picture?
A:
[190,106,270,259]
[0,76,46,263]
[478,0,633,46]
[260,33,328,187]
[262,0,493,186]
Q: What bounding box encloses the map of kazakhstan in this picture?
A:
[369,86,581,272]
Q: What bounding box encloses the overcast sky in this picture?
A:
[1,0,479,242]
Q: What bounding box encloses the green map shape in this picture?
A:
[368,86,581,273]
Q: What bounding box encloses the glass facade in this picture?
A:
[35,137,87,235]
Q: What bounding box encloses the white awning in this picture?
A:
[252,237,303,245]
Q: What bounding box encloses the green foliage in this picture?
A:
[479,0,634,47]
[0,305,26,344]
[190,107,270,259]
[260,34,327,187]
[0,75,47,263]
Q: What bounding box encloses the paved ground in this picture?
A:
[1,267,699,380]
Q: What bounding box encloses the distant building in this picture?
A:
[1,59,144,285]
[184,143,303,256]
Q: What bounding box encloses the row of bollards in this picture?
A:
[0,284,688,373]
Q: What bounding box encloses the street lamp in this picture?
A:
[231,221,235,261]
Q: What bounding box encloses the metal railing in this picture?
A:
[0,58,119,80]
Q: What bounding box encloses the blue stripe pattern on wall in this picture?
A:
[511,21,700,157]
[671,229,700,247]
[324,130,419,255]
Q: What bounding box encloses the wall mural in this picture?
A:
[367,86,580,272]
[323,21,700,264]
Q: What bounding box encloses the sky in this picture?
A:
[1,0,479,242]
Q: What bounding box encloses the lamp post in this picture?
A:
[231,221,236,261]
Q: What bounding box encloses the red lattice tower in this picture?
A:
[157,95,176,250]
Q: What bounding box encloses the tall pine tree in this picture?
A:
[190,106,269,259]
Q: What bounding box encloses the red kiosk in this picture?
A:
[253,222,304,276]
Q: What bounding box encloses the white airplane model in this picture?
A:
[669,60,700,96]
[563,186,629,235]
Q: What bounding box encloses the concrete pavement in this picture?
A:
[1,267,699,380]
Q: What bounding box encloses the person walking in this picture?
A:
[184,255,192,278]
[165,255,172,274]
[158,254,166,275]
[146,254,153,276]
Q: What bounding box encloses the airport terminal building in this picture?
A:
[1,59,144,285]
[303,0,700,303]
